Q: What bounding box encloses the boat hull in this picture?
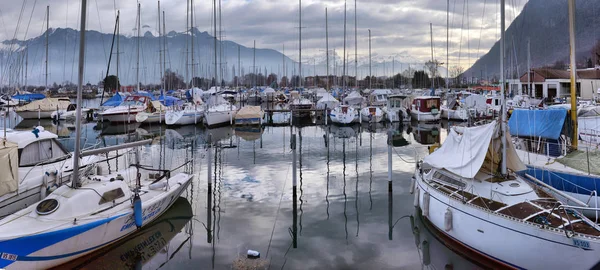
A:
[441,108,469,121]
[15,111,54,119]
[98,112,139,123]
[410,111,440,122]
[165,111,203,126]
[205,110,237,127]
[0,174,192,269]
[414,171,600,270]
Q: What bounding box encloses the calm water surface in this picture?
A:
[4,99,489,270]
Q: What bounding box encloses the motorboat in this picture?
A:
[51,104,91,121]
[267,104,291,125]
[440,97,469,121]
[360,106,384,123]
[98,95,150,123]
[204,95,237,127]
[411,96,441,122]
[368,89,391,107]
[235,106,263,126]
[289,91,314,118]
[414,120,600,269]
[330,105,358,125]
[0,127,99,218]
[15,98,71,119]
[385,94,412,122]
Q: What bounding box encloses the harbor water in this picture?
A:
[3,100,488,270]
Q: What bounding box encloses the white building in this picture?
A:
[507,68,600,101]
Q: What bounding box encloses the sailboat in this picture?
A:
[165,102,204,125]
[414,1,600,269]
[0,3,192,269]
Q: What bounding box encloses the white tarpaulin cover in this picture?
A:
[0,140,18,197]
[464,94,488,111]
[580,116,600,144]
[424,122,526,178]
[16,98,70,112]
[316,93,339,109]
[236,106,263,119]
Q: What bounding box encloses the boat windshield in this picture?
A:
[120,96,147,106]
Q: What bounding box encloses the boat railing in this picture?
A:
[517,137,598,176]
[547,203,600,236]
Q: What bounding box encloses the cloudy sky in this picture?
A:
[0,0,528,72]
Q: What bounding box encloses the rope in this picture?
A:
[392,146,417,164]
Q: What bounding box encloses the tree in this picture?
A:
[266,73,278,86]
[425,59,443,80]
[412,70,431,89]
[280,76,289,87]
[103,75,120,92]
[162,69,185,90]
[449,66,464,87]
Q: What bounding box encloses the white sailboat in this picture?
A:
[98,95,150,123]
[0,3,192,269]
[330,105,358,125]
[204,95,237,127]
[165,102,204,125]
[360,106,384,123]
[414,1,600,269]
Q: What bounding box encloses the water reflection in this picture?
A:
[54,197,193,269]
[410,122,440,145]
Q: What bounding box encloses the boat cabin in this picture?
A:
[413,96,441,113]
[369,90,391,106]
[5,127,69,167]
[387,95,410,109]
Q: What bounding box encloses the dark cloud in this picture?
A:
[0,0,527,71]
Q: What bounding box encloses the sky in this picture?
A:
[0,0,528,72]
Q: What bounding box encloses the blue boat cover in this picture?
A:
[158,95,181,106]
[134,92,156,100]
[508,109,567,140]
[102,92,123,107]
[12,93,46,102]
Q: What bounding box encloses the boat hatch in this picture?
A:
[36,198,59,215]
[369,107,376,115]
[98,188,126,204]
[342,106,348,113]
[432,171,466,189]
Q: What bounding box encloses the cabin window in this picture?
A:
[433,171,466,189]
[99,188,125,204]
[19,139,68,166]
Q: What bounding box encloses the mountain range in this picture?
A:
[464,0,600,80]
[0,27,438,87]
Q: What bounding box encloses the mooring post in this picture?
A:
[387,131,393,193]
[291,134,298,248]
[207,134,213,243]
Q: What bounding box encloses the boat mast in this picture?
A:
[500,0,507,175]
[430,22,435,90]
[163,11,166,92]
[568,0,578,150]
[299,0,302,88]
[191,0,195,88]
[238,45,241,89]
[213,0,218,89]
[527,38,531,97]
[136,3,141,93]
[158,1,162,93]
[72,0,87,187]
[218,0,223,89]
[446,0,449,90]
[186,0,189,86]
[342,0,347,100]
[45,6,49,89]
[354,0,357,89]
[326,8,329,92]
[116,10,120,93]
[369,29,371,89]
[253,40,256,89]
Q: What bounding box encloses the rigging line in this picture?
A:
[457,0,466,72]
[94,0,109,66]
[476,0,487,60]
[63,0,69,83]
[265,161,291,259]
[22,0,38,42]
[1,1,27,85]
